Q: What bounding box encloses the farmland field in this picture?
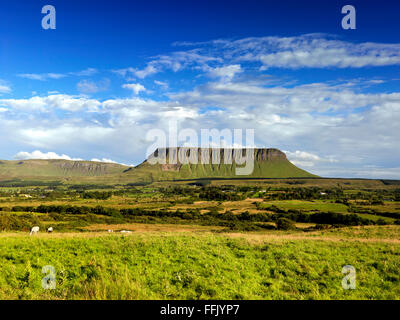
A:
[0,226,399,300]
[0,178,399,300]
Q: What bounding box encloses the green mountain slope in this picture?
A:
[125,148,317,181]
[0,159,128,179]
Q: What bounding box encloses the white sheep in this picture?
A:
[30,226,40,236]
[47,227,54,233]
[120,230,132,234]
[108,229,114,233]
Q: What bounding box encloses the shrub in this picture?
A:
[276,218,296,230]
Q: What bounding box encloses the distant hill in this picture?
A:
[125,148,317,181]
[0,159,128,179]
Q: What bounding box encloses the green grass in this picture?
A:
[261,200,349,213]
[0,159,127,178]
[355,213,396,223]
[0,231,399,300]
[311,225,400,239]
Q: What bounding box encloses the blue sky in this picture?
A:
[0,0,400,178]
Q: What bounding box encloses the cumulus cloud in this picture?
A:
[3,34,400,178]
[18,125,115,150]
[13,150,133,166]
[90,158,134,166]
[285,150,338,167]
[206,64,242,82]
[122,83,146,95]
[1,77,399,179]
[14,150,83,161]
[0,94,101,112]
[0,96,48,112]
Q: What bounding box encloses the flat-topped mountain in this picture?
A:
[0,148,317,182]
[128,147,316,181]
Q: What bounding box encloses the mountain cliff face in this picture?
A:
[131,147,316,180]
[148,148,287,164]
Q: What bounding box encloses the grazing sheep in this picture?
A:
[107,230,114,233]
[120,230,132,234]
[30,226,40,236]
[47,227,54,233]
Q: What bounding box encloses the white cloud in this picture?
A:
[18,125,114,150]
[112,67,136,77]
[13,150,133,166]
[112,66,158,79]
[70,68,98,76]
[91,158,117,163]
[0,81,11,94]
[17,68,99,81]
[114,50,222,79]
[109,34,400,84]
[134,65,158,79]
[1,78,399,180]
[14,150,83,161]
[173,34,400,69]
[285,150,337,167]
[0,94,101,112]
[3,34,400,178]
[207,64,242,82]
[17,73,66,81]
[122,83,146,95]
[154,80,169,90]
[77,79,110,94]
[0,96,48,112]
[45,95,102,112]
[90,158,133,166]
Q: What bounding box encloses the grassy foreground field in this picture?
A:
[0,226,399,300]
[0,178,399,300]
